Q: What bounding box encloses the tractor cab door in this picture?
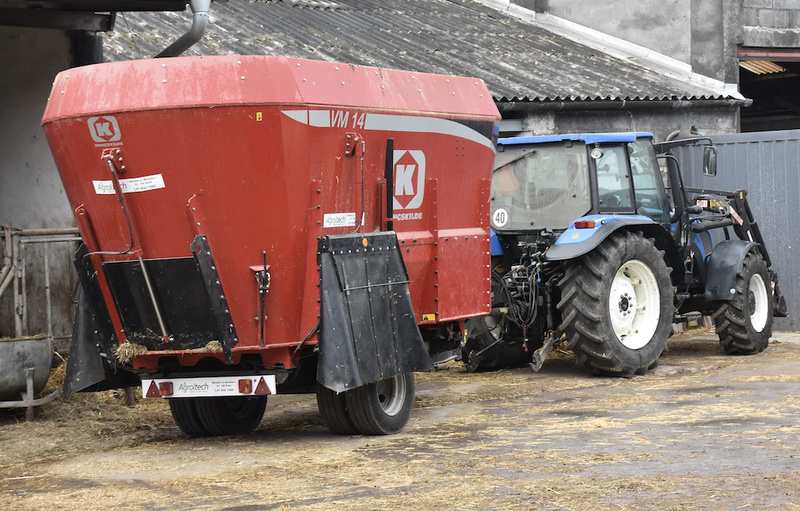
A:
[592,139,671,227]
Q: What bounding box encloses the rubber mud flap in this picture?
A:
[63,285,139,396]
[64,244,139,397]
[317,232,433,393]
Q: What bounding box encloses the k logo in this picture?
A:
[393,150,426,210]
[87,116,121,143]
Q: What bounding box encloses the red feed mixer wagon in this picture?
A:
[42,55,500,436]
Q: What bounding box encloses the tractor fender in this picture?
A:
[545,214,658,261]
[703,240,759,302]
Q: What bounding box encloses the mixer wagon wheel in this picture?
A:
[344,373,415,435]
[169,398,210,437]
[175,395,267,436]
[712,251,773,355]
[558,231,673,376]
[316,382,360,435]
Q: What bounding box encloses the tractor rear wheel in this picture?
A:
[316,383,360,435]
[344,373,415,435]
[172,396,267,436]
[558,231,673,376]
[712,251,773,355]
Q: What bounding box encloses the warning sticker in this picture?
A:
[93,174,165,195]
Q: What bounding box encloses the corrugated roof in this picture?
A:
[104,0,737,103]
[739,60,787,76]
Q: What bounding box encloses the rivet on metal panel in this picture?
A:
[196,222,201,226]
[241,76,245,80]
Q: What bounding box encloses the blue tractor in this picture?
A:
[464,132,788,375]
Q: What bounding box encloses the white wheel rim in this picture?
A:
[608,259,661,350]
[376,374,406,416]
[749,273,768,333]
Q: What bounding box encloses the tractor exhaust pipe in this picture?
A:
[155,0,213,58]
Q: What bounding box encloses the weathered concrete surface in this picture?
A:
[1,331,799,510]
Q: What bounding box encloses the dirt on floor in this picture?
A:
[2,330,800,511]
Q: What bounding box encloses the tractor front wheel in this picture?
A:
[558,231,673,376]
[712,251,773,354]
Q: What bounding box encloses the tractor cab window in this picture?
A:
[595,145,634,211]
[491,142,591,231]
[628,139,671,225]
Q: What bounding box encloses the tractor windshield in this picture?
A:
[491,142,591,231]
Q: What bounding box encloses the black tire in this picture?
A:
[169,398,210,437]
[557,231,673,376]
[712,251,773,355]
[316,383,360,435]
[184,396,267,436]
[462,270,533,372]
[344,373,415,435]
[462,315,531,372]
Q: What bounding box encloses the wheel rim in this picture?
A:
[608,259,661,350]
[748,273,768,333]
[375,374,406,417]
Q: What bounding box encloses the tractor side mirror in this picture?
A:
[703,146,717,176]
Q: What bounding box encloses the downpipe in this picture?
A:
[155,0,213,58]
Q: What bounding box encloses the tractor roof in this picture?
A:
[498,132,654,146]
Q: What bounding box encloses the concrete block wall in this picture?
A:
[743,0,800,47]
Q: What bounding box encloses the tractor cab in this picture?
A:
[490,132,671,240]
